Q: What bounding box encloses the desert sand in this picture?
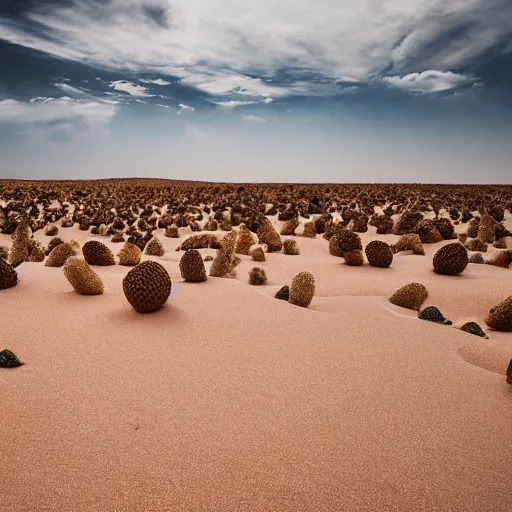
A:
[1,182,511,512]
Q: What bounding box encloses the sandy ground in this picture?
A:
[1,223,511,512]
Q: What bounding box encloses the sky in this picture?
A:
[0,0,511,183]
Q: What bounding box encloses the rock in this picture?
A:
[8,220,31,267]
[179,249,207,282]
[250,246,266,262]
[468,253,484,264]
[118,242,142,266]
[289,271,315,308]
[485,296,512,332]
[248,267,267,285]
[26,239,45,262]
[466,217,480,238]
[257,218,282,252]
[392,234,425,255]
[45,225,58,236]
[209,231,239,277]
[418,306,452,325]
[204,255,213,262]
[144,237,165,257]
[63,257,104,295]
[485,250,512,269]
[178,234,220,251]
[328,229,362,257]
[493,238,507,249]
[365,240,393,268]
[45,241,78,267]
[465,238,488,252]
[460,322,488,339]
[478,213,497,243]
[0,258,19,290]
[234,224,255,255]
[392,211,423,235]
[164,224,180,238]
[389,283,428,311]
[416,221,444,244]
[0,349,24,368]
[302,222,317,238]
[275,286,290,301]
[343,250,364,266]
[0,245,8,261]
[432,218,457,240]
[82,241,116,266]
[111,233,125,243]
[46,237,64,256]
[283,239,300,255]
[506,359,512,385]
[432,243,468,275]
[122,261,172,313]
[280,215,300,236]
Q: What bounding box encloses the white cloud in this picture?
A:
[212,100,258,109]
[109,80,154,97]
[177,103,195,114]
[243,115,266,123]
[383,70,475,93]
[0,0,510,97]
[140,78,171,86]
[156,104,170,108]
[0,97,117,126]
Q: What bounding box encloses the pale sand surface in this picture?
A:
[1,226,511,511]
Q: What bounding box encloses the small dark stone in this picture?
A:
[275,285,290,301]
[0,349,24,368]
[460,322,488,339]
[506,359,512,385]
[418,306,452,325]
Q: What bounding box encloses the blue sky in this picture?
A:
[1,0,511,182]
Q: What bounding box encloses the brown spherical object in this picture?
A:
[257,218,282,252]
[468,253,484,264]
[328,229,362,257]
[392,234,425,255]
[283,239,300,255]
[144,237,165,257]
[111,233,125,243]
[485,296,512,332]
[0,258,18,290]
[343,250,364,266]
[123,261,172,313]
[289,271,315,308]
[465,238,487,252]
[314,216,326,234]
[250,246,266,262]
[389,283,428,311]
[118,242,142,266]
[235,224,255,255]
[485,250,512,269]
[63,257,104,295]
[45,242,78,267]
[365,240,393,268]
[248,267,267,285]
[164,224,180,238]
[179,249,207,282]
[302,221,317,238]
[433,243,468,275]
[82,241,116,266]
[46,237,64,256]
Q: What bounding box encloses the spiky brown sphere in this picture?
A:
[392,234,425,255]
[45,241,78,267]
[389,283,428,311]
[123,261,172,313]
[343,250,364,266]
[328,229,362,257]
[235,224,255,255]
[433,243,468,275]
[257,218,282,252]
[0,258,18,290]
[365,240,393,268]
[289,271,315,308]
[82,241,116,266]
[248,267,267,285]
[283,239,300,255]
[118,242,142,266]
[302,221,317,238]
[144,237,165,256]
[63,257,104,295]
[250,246,266,262]
[485,296,512,332]
[179,249,207,282]
[46,237,64,256]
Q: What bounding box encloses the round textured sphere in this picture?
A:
[82,240,116,266]
[432,243,468,275]
[485,296,512,332]
[365,240,393,268]
[289,271,315,308]
[123,261,172,313]
[389,282,428,311]
[179,249,207,282]
[0,258,19,290]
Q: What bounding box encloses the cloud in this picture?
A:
[243,115,266,123]
[0,97,117,127]
[382,70,475,93]
[109,80,154,97]
[140,78,171,86]
[0,0,510,98]
[177,103,194,114]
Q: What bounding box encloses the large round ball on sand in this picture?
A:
[283,239,300,255]
[179,249,207,283]
[432,243,468,275]
[389,283,428,311]
[123,261,172,313]
[485,296,512,332]
[289,271,315,308]
[82,240,116,266]
[0,258,18,290]
[63,257,104,295]
[248,267,267,285]
[365,240,393,268]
